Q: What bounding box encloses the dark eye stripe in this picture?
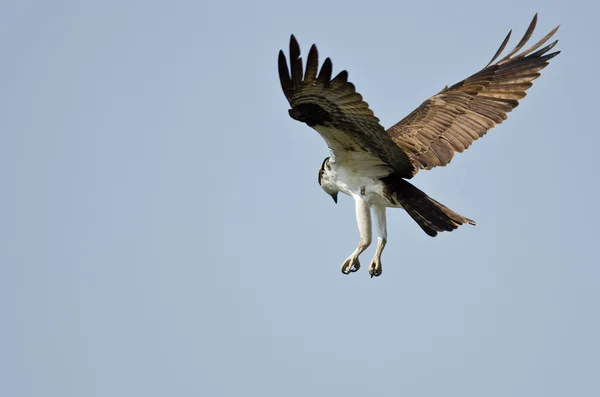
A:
[318,157,329,185]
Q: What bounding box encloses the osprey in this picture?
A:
[278,14,560,277]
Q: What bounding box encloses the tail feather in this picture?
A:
[381,175,476,237]
[403,195,476,237]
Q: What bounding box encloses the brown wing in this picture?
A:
[387,14,560,172]
[279,35,416,178]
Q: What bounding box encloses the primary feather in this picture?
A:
[387,14,560,171]
[278,14,560,175]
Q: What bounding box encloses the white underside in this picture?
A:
[319,151,400,276]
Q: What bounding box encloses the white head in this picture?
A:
[317,157,338,203]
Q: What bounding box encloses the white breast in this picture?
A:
[327,161,394,207]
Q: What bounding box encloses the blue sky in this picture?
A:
[2,0,599,396]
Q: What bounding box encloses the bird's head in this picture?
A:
[318,157,338,204]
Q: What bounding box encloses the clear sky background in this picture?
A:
[2,0,599,396]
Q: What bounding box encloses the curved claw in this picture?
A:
[341,257,360,274]
[369,260,382,278]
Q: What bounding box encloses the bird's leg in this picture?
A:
[341,198,372,274]
[369,205,387,278]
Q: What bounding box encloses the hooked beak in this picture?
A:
[330,192,338,204]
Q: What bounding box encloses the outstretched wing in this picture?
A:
[279,35,416,178]
[387,14,560,171]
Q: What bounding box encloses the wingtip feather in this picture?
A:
[289,35,303,89]
[278,50,292,101]
[317,57,333,83]
[304,44,319,82]
[497,14,539,64]
[486,30,512,67]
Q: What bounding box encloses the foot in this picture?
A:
[341,256,360,274]
[369,257,382,278]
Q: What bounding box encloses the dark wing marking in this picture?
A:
[387,14,560,172]
[278,35,416,178]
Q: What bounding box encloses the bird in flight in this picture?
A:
[278,14,560,277]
